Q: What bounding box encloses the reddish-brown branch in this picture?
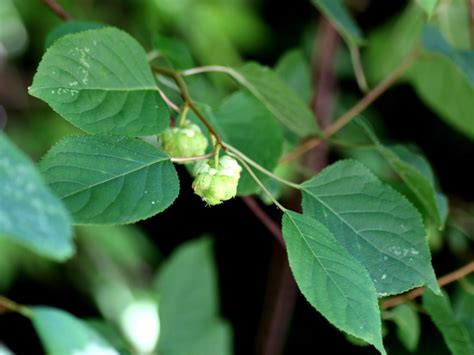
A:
[382,261,474,309]
[256,18,340,355]
[280,48,419,164]
[42,0,72,21]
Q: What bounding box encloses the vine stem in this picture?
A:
[41,0,72,20]
[226,144,301,190]
[170,152,213,163]
[241,197,285,247]
[152,67,225,148]
[0,296,31,317]
[228,152,287,212]
[279,47,420,164]
[156,87,180,112]
[382,261,474,309]
[349,44,369,93]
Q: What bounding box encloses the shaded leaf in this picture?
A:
[301,160,439,296]
[30,27,169,136]
[275,49,312,103]
[230,62,318,137]
[39,135,179,225]
[416,0,439,16]
[0,133,73,261]
[211,91,284,195]
[282,211,385,354]
[423,290,474,355]
[31,307,118,355]
[386,304,420,352]
[311,0,364,45]
[154,238,226,355]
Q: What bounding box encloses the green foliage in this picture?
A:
[31,307,118,355]
[231,62,319,137]
[341,120,447,227]
[29,27,169,136]
[211,91,284,195]
[39,135,179,224]
[301,160,439,296]
[275,49,312,103]
[416,0,439,16]
[385,304,420,352]
[154,238,232,355]
[423,290,474,355]
[0,133,73,260]
[3,1,474,353]
[282,211,384,354]
[311,0,364,45]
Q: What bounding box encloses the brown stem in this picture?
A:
[152,67,225,148]
[280,47,420,164]
[41,0,72,21]
[382,261,474,309]
[241,197,284,247]
[0,296,31,317]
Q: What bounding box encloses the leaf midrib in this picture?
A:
[58,156,169,199]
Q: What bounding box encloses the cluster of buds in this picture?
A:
[160,120,208,163]
[192,155,242,205]
[160,113,241,206]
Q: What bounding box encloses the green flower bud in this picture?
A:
[192,155,242,205]
[160,121,208,162]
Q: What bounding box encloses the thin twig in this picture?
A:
[230,152,287,211]
[349,43,369,93]
[153,67,225,148]
[226,144,301,190]
[0,296,31,317]
[280,48,419,164]
[382,261,474,309]
[170,152,213,163]
[242,197,285,247]
[41,0,72,21]
[156,87,180,112]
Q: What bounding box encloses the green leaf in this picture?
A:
[340,119,447,228]
[416,0,439,16]
[421,26,474,87]
[211,91,284,195]
[275,49,312,104]
[230,62,318,137]
[311,0,364,45]
[365,3,423,84]
[384,145,447,228]
[189,320,233,355]
[301,160,439,296]
[39,135,179,225]
[153,33,195,70]
[423,290,474,355]
[154,237,224,355]
[409,54,474,139]
[386,304,420,352]
[435,0,471,49]
[45,21,105,49]
[282,211,385,354]
[29,27,169,136]
[31,307,118,355]
[0,133,73,261]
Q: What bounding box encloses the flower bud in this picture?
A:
[192,155,242,205]
[160,121,208,162]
